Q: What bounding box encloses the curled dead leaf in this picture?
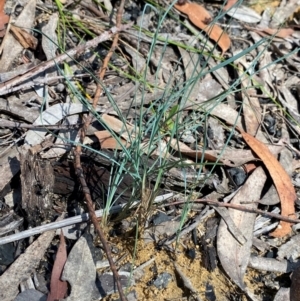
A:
[237,128,296,237]
[174,2,231,54]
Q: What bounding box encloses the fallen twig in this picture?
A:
[165,208,215,245]
[1,73,95,94]
[167,199,300,224]
[0,193,173,246]
[79,1,109,21]
[74,1,127,300]
[74,154,126,301]
[0,118,82,129]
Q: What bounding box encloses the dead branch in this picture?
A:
[0,118,81,129]
[0,193,173,246]
[73,1,128,300]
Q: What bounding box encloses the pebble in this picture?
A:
[152,212,171,225]
[0,243,15,265]
[14,289,46,301]
[153,272,172,289]
[55,83,65,92]
[97,271,134,296]
[186,248,196,260]
[205,283,216,301]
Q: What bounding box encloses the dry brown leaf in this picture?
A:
[101,114,139,141]
[47,232,68,301]
[0,0,9,38]
[166,137,284,167]
[94,130,130,149]
[167,137,226,163]
[262,27,294,38]
[243,163,257,174]
[10,24,38,49]
[174,2,231,54]
[246,25,294,38]
[237,128,296,237]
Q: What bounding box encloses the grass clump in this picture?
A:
[48,0,295,235]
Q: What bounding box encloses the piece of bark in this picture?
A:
[291,264,300,301]
[0,219,60,301]
[200,217,218,271]
[20,146,54,226]
[52,159,134,204]
[52,151,192,201]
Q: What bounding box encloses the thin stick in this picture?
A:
[92,0,126,109]
[73,153,120,301]
[167,199,300,224]
[74,1,127,300]
[79,2,109,21]
[0,118,81,130]
[0,193,173,246]
[0,23,132,96]
[2,73,96,94]
[165,208,214,245]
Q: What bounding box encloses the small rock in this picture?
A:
[144,219,181,243]
[186,248,196,260]
[111,246,119,254]
[97,271,134,296]
[227,167,247,186]
[0,243,15,265]
[119,262,133,273]
[34,272,49,295]
[14,289,46,301]
[205,283,216,301]
[273,287,290,301]
[153,272,172,289]
[152,212,171,225]
[55,83,65,92]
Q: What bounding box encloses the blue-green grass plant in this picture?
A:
[36,0,299,233]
